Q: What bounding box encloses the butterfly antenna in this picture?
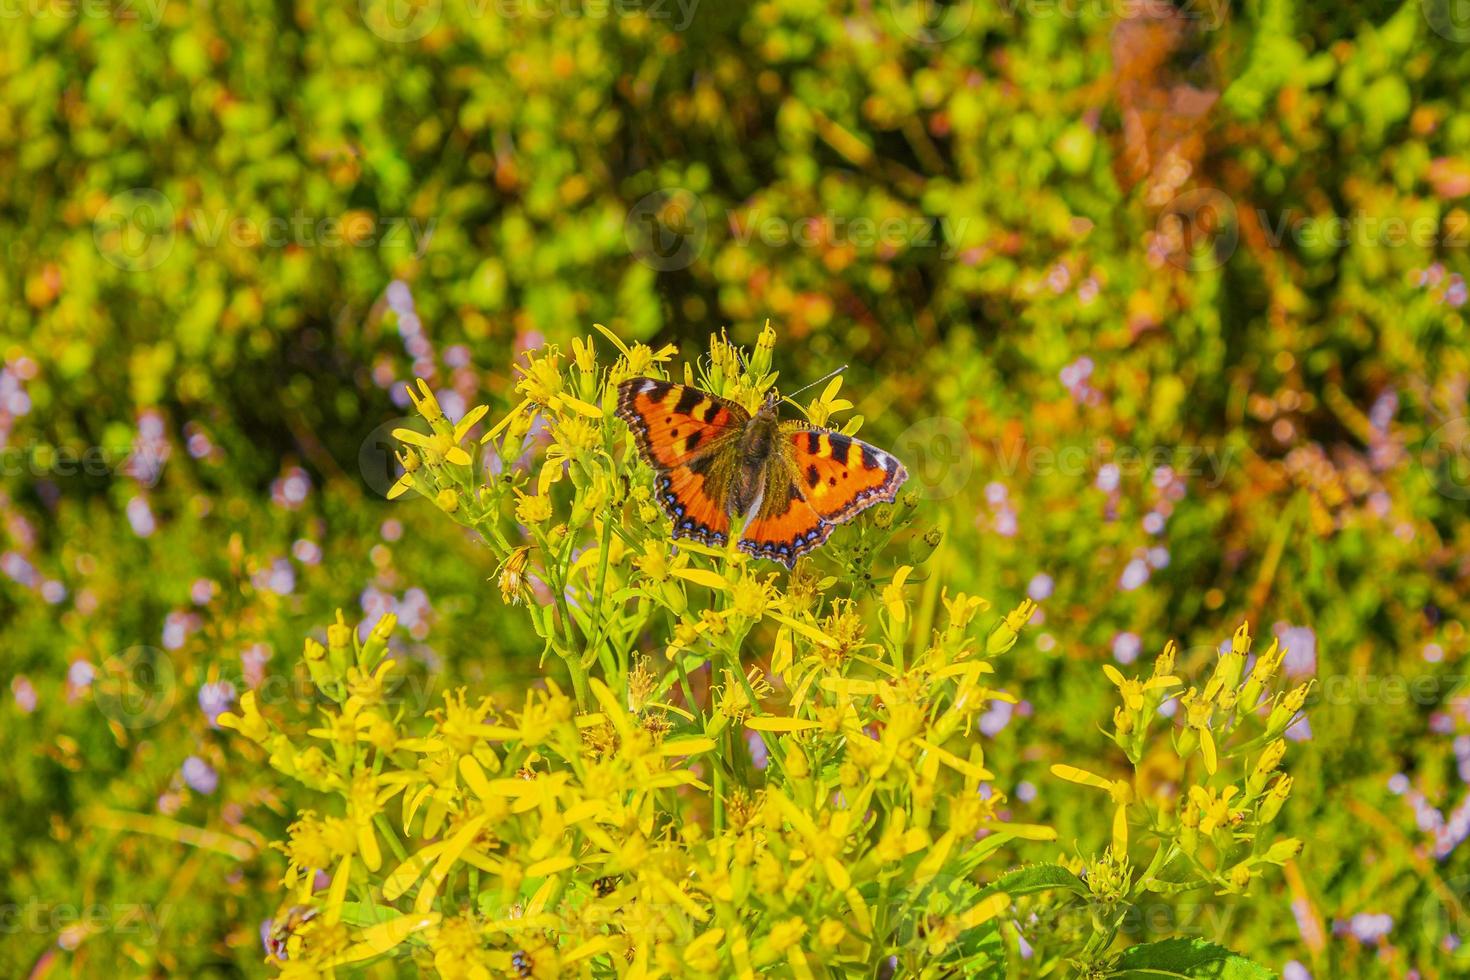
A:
[781,365,848,405]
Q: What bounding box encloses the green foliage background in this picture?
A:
[3,0,1469,975]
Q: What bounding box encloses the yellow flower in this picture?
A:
[1188,785,1245,836]
[1102,663,1181,712]
[882,565,914,624]
[515,346,564,404]
[405,378,445,425]
[392,427,472,467]
[804,374,853,429]
[515,489,553,525]
[987,598,1036,655]
[215,691,271,743]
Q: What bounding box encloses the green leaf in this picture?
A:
[1112,938,1276,979]
[979,863,1089,901]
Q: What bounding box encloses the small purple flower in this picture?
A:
[1388,773,1410,795]
[1112,632,1141,665]
[292,539,322,565]
[979,700,1013,737]
[1027,574,1054,602]
[1142,512,1165,535]
[993,510,1018,537]
[198,681,237,728]
[1346,913,1393,944]
[190,578,218,605]
[68,660,95,690]
[1147,546,1170,569]
[12,676,37,713]
[126,496,156,537]
[1016,781,1037,803]
[1119,558,1150,591]
[1096,463,1120,492]
[381,519,403,542]
[1274,624,1317,678]
[182,756,219,794]
[747,732,768,771]
[985,482,1009,506]
[1283,961,1311,980]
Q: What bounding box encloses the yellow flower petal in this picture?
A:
[745,716,822,733]
[659,736,718,756]
[1050,763,1116,792]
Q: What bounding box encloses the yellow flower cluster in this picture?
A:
[222,328,1305,977]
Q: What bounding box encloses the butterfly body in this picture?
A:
[616,377,908,567]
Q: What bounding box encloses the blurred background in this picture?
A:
[4,0,1470,975]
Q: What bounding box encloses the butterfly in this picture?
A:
[616,377,908,568]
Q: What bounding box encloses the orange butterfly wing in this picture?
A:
[788,426,908,523]
[739,487,833,567]
[616,378,748,546]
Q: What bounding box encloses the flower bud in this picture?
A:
[361,613,396,669]
[1153,640,1177,680]
[303,638,337,694]
[1263,837,1302,864]
[987,599,1036,656]
[1247,739,1287,797]
[435,488,460,514]
[327,612,354,678]
[1258,774,1293,824]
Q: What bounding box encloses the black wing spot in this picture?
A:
[806,464,820,487]
[674,388,702,417]
[684,430,703,452]
[861,445,878,470]
[805,431,821,454]
[828,476,837,486]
